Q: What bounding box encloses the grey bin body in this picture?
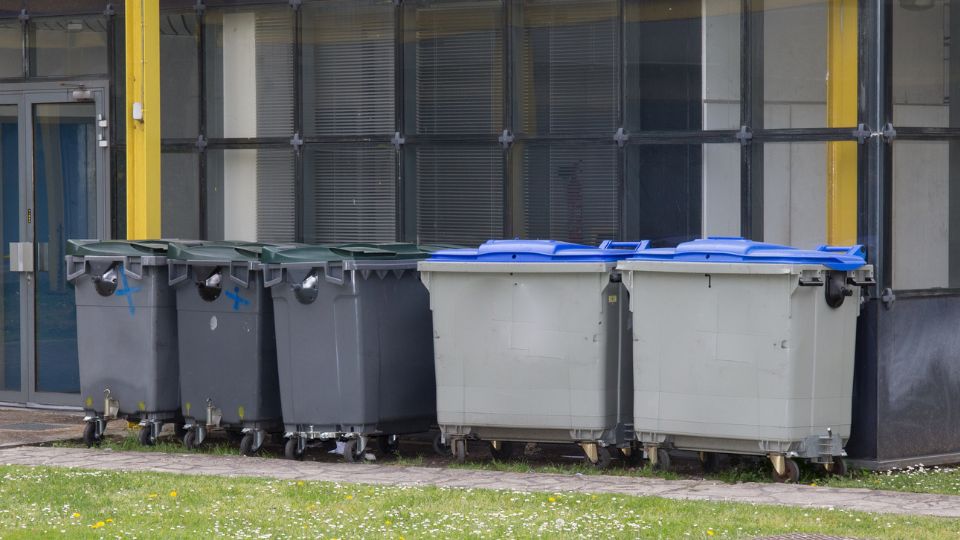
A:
[68,251,179,421]
[266,262,436,437]
[170,255,282,431]
[418,261,633,447]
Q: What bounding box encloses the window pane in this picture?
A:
[520,143,619,244]
[625,0,740,131]
[892,0,954,127]
[412,144,503,245]
[892,141,955,290]
[0,19,21,78]
[29,16,108,77]
[625,145,703,244]
[762,0,854,129]
[517,0,619,136]
[160,11,199,139]
[702,143,741,237]
[206,148,295,242]
[0,104,20,391]
[405,0,503,135]
[304,144,396,243]
[761,142,858,249]
[161,151,199,239]
[302,0,395,137]
[205,7,293,138]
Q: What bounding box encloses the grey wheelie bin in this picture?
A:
[66,239,186,447]
[418,239,648,468]
[168,242,285,456]
[617,237,874,482]
[262,243,438,462]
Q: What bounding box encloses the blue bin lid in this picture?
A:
[427,239,650,263]
[625,237,867,271]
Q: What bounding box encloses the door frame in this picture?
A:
[0,80,110,407]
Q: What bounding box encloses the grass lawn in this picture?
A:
[0,465,956,539]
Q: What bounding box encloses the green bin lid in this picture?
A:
[66,239,176,257]
[261,243,447,265]
[167,241,279,263]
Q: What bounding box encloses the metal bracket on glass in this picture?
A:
[393,0,403,5]
[881,287,896,310]
[498,129,514,149]
[103,4,115,17]
[882,123,897,142]
[853,123,872,144]
[289,0,302,8]
[736,125,752,146]
[392,132,406,150]
[194,0,206,15]
[614,127,629,148]
[18,9,28,22]
[196,135,207,152]
[289,132,303,151]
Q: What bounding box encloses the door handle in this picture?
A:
[9,242,33,272]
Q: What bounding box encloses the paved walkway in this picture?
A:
[3,446,960,519]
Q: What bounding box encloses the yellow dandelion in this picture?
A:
[345,495,353,500]
[71,512,80,518]
[169,490,177,498]
[297,481,304,486]
[548,497,556,503]
[105,518,113,523]
[707,529,715,536]
[148,493,158,499]
[385,520,393,526]
[810,482,817,487]
[91,521,105,529]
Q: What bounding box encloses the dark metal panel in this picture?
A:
[739,0,762,240]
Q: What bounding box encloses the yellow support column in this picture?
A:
[826,0,858,246]
[125,0,161,239]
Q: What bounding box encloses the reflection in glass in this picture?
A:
[206,148,295,242]
[161,152,199,239]
[33,103,96,394]
[627,144,702,245]
[892,0,955,127]
[0,20,21,79]
[0,105,19,392]
[302,0,395,137]
[160,12,199,139]
[29,16,108,77]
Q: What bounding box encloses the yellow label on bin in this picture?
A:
[85,397,93,408]
[238,406,245,420]
[608,295,618,303]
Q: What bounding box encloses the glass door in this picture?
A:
[0,83,108,406]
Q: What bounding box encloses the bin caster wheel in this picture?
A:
[489,441,514,461]
[699,451,720,474]
[183,430,199,450]
[239,433,260,456]
[343,439,363,463]
[453,439,467,464]
[432,433,450,456]
[82,422,101,447]
[378,435,400,455]
[772,458,800,483]
[138,425,155,446]
[285,438,304,461]
[592,446,612,469]
[825,456,848,477]
[651,448,671,471]
[616,445,641,466]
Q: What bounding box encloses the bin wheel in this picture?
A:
[453,439,467,464]
[82,422,101,448]
[592,446,612,469]
[699,451,720,474]
[378,435,400,455]
[285,438,304,461]
[616,445,641,467]
[652,448,671,471]
[138,425,155,446]
[239,433,259,456]
[826,456,848,477]
[432,433,450,456]
[183,430,199,450]
[773,458,800,483]
[343,439,360,463]
[488,441,515,461]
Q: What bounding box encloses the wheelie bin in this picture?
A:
[66,239,186,447]
[418,239,648,468]
[617,237,874,482]
[167,241,285,455]
[262,243,438,462]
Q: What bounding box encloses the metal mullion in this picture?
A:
[502,0,513,238]
[895,128,960,140]
[106,3,119,238]
[616,0,625,240]
[394,0,404,241]
[197,0,208,239]
[751,128,859,143]
[300,135,395,145]
[740,0,764,241]
[293,1,303,242]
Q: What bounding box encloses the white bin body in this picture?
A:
[620,260,869,454]
[419,261,632,444]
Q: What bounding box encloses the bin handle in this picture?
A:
[816,244,865,258]
[168,261,190,286]
[65,256,87,282]
[122,256,144,280]
[229,262,251,288]
[263,265,284,288]
[599,240,650,252]
[324,263,345,285]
